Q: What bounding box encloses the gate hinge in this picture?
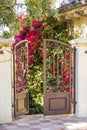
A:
[12,102,16,107]
[72,100,77,104]
[12,103,14,107]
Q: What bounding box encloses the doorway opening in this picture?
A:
[12,39,75,117]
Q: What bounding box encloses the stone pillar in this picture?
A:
[69,38,87,117]
[0,47,12,124]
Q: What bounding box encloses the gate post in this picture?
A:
[0,46,12,124]
[69,38,87,117]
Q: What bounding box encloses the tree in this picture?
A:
[0,0,59,38]
[0,0,19,37]
[0,0,17,26]
[25,0,58,20]
[51,0,56,5]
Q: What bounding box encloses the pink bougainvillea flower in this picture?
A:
[63,75,69,83]
[62,69,67,75]
[31,19,43,29]
[28,40,39,46]
[11,42,17,47]
[21,80,26,86]
[37,29,43,36]
[16,80,20,86]
[38,46,43,51]
[32,19,37,26]
[57,61,62,66]
[14,31,26,43]
[65,87,71,93]
[49,89,54,93]
[18,14,27,20]
[26,30,40,46]
[65,51,70,57]
[22,25,29,31]
[15,57,20,63]
[26,30,37,37]
[50,66,55,72]
[40,53,43,58]
[34,22,42,28]
[28,45,35,64]
[18,15,23,20]
[28,48,34,55]
[45,24,50,29]
[29,34,39,41]
[28,57,34,63]
[17,65,20,69]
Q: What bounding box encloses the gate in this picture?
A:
[43,39,75,115]
[13,40,29,117]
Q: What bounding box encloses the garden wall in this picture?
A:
[0,46,12,124]
[70,38,87,117]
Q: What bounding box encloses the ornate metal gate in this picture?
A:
[13,40,29,117]
[43,39,75,115]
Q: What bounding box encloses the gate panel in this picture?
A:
[13,40,29,117]
[44,93,70,115]
[43,39,74,115]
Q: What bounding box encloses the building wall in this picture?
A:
[74,17,87,38]
[0,47,12,124]
[75,43,87,117]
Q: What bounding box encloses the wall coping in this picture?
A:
[69,38,87,46]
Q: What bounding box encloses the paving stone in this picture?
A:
[17,122,30,126]
[0,126,6,130]
[41,128,53,130]
[4,125,19,130]
[29,128,41,130]
[1,114,87,130]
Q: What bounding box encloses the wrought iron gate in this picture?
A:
[13,40,29,117]
[43,39,75,115]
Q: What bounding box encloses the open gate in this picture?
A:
[43,39,75,115]
[12,38,75,116]
[13,40,29,117]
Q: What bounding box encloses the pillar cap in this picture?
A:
[69,38,87,46]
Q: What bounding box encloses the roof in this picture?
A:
[58,1,87,20]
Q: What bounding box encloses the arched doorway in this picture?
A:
[12,39,75,117]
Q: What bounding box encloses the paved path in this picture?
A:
[0,114,87,130]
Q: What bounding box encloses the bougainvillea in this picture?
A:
[13,16,69,64]
[13,16,70,114]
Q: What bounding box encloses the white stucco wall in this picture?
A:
[70,38,87,117]
[74,17,87,38]
[0,47,12,124]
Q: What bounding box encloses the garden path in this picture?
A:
[0,114,87,130]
